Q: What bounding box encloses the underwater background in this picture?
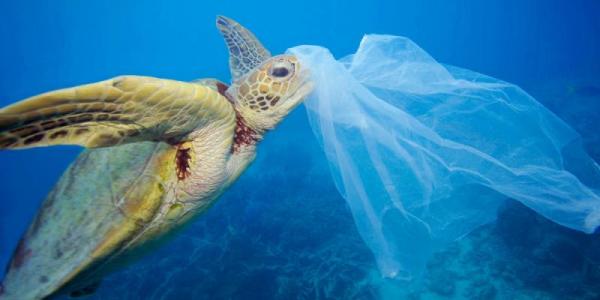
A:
[1,0,599,299]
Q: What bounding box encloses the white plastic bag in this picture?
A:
[287,35,600,280]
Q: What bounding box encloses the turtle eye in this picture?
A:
[271,67,289,77]
[269,61,294,78]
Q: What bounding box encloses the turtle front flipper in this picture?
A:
[216,16,271,81]
[0,76,235,149]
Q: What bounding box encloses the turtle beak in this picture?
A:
[281,67,314,113]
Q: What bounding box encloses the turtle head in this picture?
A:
[227,55,312,133]
[216,16,313,133]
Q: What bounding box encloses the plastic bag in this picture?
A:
[287,35,600,280]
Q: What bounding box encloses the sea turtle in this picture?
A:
[0,16,312,300]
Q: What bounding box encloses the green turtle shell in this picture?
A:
[1,141,177,299]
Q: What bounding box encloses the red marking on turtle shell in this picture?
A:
[216,82,232,103]
[10,238,32,269]
[176,145,192,181]
[210,81,259,153]
[233,112,259,153]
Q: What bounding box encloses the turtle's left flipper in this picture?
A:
[216,15,271,81]
[0,75,235,149]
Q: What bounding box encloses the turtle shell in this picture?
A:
[1,141,176,300]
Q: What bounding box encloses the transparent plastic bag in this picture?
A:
[287,35,600,280]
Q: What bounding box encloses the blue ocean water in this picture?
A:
[1,0,599,299]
